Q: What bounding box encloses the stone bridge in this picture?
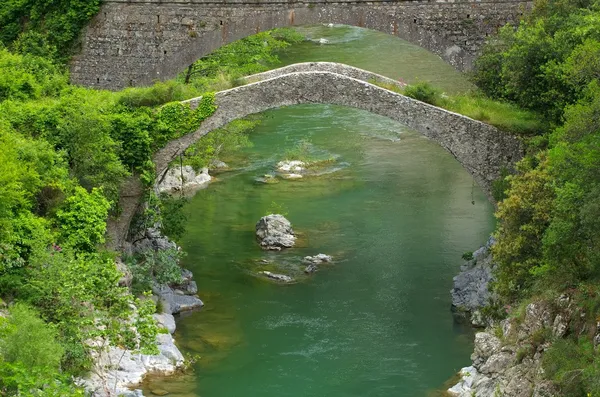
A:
[72,0,530,90]
[108,62,523,248]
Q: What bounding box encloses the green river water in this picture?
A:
[143,26,494,396]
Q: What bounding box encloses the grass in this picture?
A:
[443,94,545,135]
[370,80,545,136]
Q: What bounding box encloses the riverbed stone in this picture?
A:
[260,271,294,283]
[255,214,296,250]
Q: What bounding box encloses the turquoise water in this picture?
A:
[143,27,493,396]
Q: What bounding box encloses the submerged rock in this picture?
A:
[304,264,319,274]
[209,159,229,171]
[260,271,294,283]
[255,214,296,250]
[303,254,332,274]
[156,165,211,194]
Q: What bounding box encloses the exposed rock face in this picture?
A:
[255,214,296,251]
[451,237,496,327]
[152,283,204,315]
[448,297,580,397]
[78,333,184,397]
[260,271,294,283]
[133,227,177,253]
[156,165,211,194]
[153,313,176,334]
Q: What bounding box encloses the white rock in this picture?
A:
[277,160,305,173]
[156,165,211,193]
[261,271,294,283]
[318,38,329,44]
[77,333,185,397]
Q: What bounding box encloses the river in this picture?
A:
[143,25,494,396]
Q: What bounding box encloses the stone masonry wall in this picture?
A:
[71,0,530,89]
[106,66,522,248]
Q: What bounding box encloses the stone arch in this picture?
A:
[107,65,522,248]
[71,0,529,89]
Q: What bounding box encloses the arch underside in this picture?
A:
[71,0,529,89]
[106,66,522,249]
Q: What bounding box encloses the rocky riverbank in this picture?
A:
[79,227,203,396]
[447,240,600,396]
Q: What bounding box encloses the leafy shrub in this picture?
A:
[0,303,64,371]
[462,251,474,261]
[126,247,185,294]
[56,187,111,252]
[404,82,444,106]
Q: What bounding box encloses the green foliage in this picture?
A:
[0,303,64,371]
[462,251,474,261]
[0,0,102,61]
[492,167,513,202]
[404,81,443,106]
[402,81,544,134]
[56,187,111,252]
[0,49,67,101]
[472,0,600,123]
[181,28,304,90]
[24,248,158,371]
[160,194,189,241]
[118,80,203,108]
[543,338,600,397]
[0,360,85,396]
[125,248,185,295]
[182,117,255,170]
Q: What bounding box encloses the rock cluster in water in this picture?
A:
[255,214,296,250]
[303,253,332,274]
[157,165,211,194]
[276,160,306,179]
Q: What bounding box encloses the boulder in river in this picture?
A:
[255,214,296,250]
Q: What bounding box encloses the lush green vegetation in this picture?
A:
[0,0,102,62]
[471,0,600,394]
[402,81,545,135]
[0,0,302,389]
